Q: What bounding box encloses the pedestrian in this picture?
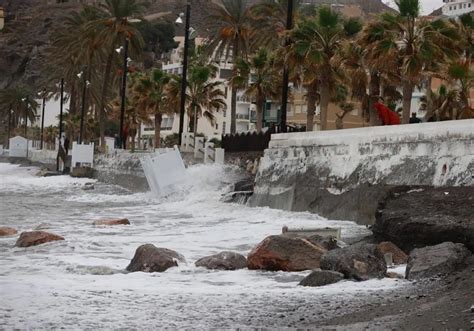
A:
[64,136,70,155]
[374,97,401,125]
[409,112,422,124]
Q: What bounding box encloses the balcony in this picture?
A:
[236,113,250,121]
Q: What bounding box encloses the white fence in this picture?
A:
[71,142,94,169]
[9,136,28,157]
[141,146,186,196]
[181,132,225,164]
[204,142,225,165]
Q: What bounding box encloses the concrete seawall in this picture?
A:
[250,120,474,225]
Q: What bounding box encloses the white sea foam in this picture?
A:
[0,162,408,328]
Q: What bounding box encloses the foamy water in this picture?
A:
[0,162,407,328]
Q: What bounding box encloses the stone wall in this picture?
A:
[249,120,474,225]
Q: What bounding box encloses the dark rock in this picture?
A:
[195,251,247,270]
[377,242,408,265]
[234,179,254,192]
[15,231,64,247]
[320,243,387,281]
[306,234,340,251]
[373,186,474,251]
[70,166,94,178]
[247,235,328,271]
[93,218,130,226]
[126,244,185,273]
[0,226,17,236]
[405,242,471,280]
[299,270,344,287]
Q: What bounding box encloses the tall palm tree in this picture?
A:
[134,69,172,149]
[206,0,254,134]
[363,0,456,124]
[0,86,38,134]
[88,0,145,149]
[286,6,361,130]
[187,65,227,134]
[232,47,280,132]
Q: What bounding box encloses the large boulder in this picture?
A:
[15,231,64,247]
[0,227,18,236]
[377,241,408,265]
[126,244,185,273]
[195,251,247,270]
[320,243,387,281]
[405,242,471,280]
[299,270,344,287]
[247,235,330,271]
[373,186,474,251]
[93,218,130,226]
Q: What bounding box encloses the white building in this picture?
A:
[442,0,473,16]
[140,36,280,146]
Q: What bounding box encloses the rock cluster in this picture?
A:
[320,243,387,281]
[299,270,344,287]
[195,251,247,270]
[15,231,64,247]
[405,242,471,280]
[0,227,18,236]
[374,186,474,251]
[126,244,185,273]
[247,235,333,272]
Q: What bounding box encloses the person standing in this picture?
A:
[374,97,401,125]
[409,112,422,124]
[64,137,70,155]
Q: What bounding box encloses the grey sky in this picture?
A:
[387,0,444,14]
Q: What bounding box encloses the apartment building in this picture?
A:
[442,0,473,16]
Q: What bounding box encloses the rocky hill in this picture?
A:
[0,0,394,90]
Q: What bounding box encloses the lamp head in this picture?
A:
[77,72,83,79]
[115,46,123,54]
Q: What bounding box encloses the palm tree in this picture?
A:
[134,69,172,149]
[232,47,280,132]
[286,6,362,130]
[250,0,298,50]
[45,6,106,116]
[0,86,38,136]
[88,0,145,149]
[206,0,254,134]
[187,65,227,135]
[363,0,457,124]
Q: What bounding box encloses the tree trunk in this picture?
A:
[369,71,381,126]
[154,112,162,149]
[256,93,264,133]
[306,83,318,131]
[69,84,78,115]
[230,39,239,134]
[319,82,330,130]
[402,80,413,124]
[98,40,118,152]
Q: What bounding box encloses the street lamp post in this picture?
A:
[280,0,294,133]
[57,78,64,171]
[117,39,130,150]
[178,2,191,147]
[22,97,28,158]
[78,70,89,144]
[39,89,46,150]
[7,104,12,149]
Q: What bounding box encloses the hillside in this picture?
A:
[0,0,394,90]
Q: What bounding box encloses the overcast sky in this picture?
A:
[387,0,444,14]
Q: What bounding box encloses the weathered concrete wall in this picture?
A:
[250,120,474,225]
[29,149,57,165]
